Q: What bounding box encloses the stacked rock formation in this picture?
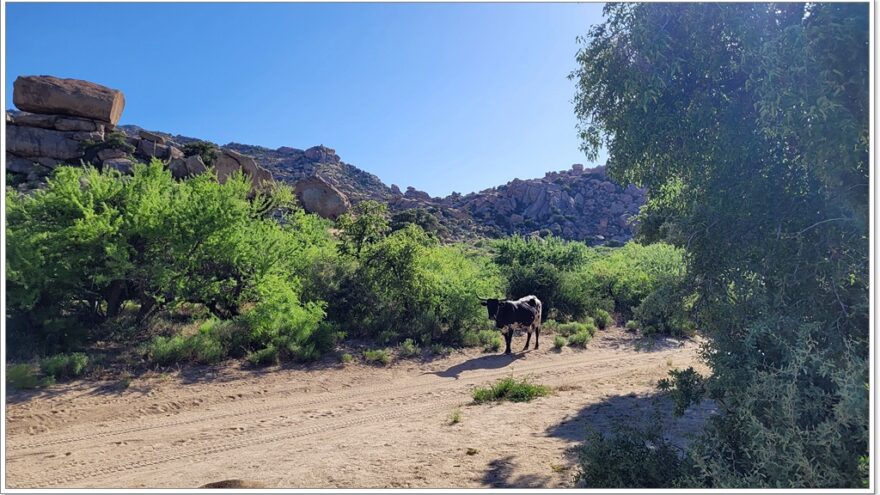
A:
[6,75,273,190]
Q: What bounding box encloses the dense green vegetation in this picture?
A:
[572,2,868,488]
[5,161,691,384]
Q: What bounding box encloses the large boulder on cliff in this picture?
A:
[214,149,273,187]
[294,176,351,219]
[13,76,125,125]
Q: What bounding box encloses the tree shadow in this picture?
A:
[426,353,524,379]
[545,390,717,451]
[481,455,552,488]
[594,329,696,354]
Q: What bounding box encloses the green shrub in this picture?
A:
[632,278,695,337]
[6,364,42,389]
[147,335,192,366]
[567,331,592,347]
[40,352,89,380]
[461,332,480,348]
[593,309,612,329]
[399,338,421,357]
[472,377,551,404]
[182,140,218,166]
[6,161,328,354]
[556,321,596,338]
[625,320,640,332]
[576,422,689,488]
[657,367,706,416]
[553,336,567,349]
[340,353,354,364]
[246,345,278,367]
[430,343,452,355]
[477,330,502,352]
[363,348,392,366]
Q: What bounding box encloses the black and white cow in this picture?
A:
[479,296,543,354]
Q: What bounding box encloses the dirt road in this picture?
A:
[5,327,712,489]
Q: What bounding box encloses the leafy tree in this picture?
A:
[336,200,390,257]
[572,3,868,487]
[182,140,219,166]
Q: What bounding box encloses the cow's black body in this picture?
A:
[480,295,543,354]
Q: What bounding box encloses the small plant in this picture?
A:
[363,348,392,366]
[6,364,42,389]
[657,367,706,416]
[567,331,592,347]
[448,408,462,425]
[472,376,551,404]
[340,353,354,364]
[554,335,567,350]
[461,332,481,347]
[430,343,452,356]
[557,321,596,338]
[477,330,502,352]
[246,345,279,367]
[593,309,612,329]
[40,353,89,380]
[399,338,421,357]
[625,320,640,332]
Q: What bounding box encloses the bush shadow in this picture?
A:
[481,455,553,488]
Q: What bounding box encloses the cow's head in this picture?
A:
[479,298,501,320]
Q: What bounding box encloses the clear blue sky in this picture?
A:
[5,2,607,196]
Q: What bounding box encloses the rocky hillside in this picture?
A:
[7,75,644,245]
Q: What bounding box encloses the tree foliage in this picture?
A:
[572,3,868,487]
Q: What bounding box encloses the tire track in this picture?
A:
[8,347,690,453]
[8,353,686,489]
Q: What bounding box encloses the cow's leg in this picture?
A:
[504,328,513,354]
[523,328,532,351]
[534,326,540,349]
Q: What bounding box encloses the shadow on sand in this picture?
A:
[427,352,525,379]
[481,455,553,488]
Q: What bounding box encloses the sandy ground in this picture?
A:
[5,327,714,489]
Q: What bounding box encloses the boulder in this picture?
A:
[97,148,128,161]
[303,145,339,163]
[7,125,83,160]
[9,111,105,133]
[137,139,170,159]
[404,186,431,202]
[214,149,273,187]
[6,154,35,174]
[185,154,207,175]
[103,158,134,174]
[294,176,351,219]
[168,158,189,179]
[138,130,166,144]
[13,75,125,125]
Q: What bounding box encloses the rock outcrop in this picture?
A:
[13,75,125,125]
[6,75,271,191]
[294,175,351,219]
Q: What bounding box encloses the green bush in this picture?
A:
[657,367,706,416]
[363,348,392,366]
[477,330,502,352]
[246,345,278,367]
[576,422,689,488]
[567,331,592,347]
[340,353,354,364]
[556,321,596,338]
[399,338,421,357]
[553,336,567,349]
[625,320,640,332]
[6,364,42,389]
[6,162,329,354]
[472,377,551,404]
[593,309,612,329]
[40,352,89,380]
[632,278,695,337]
[182,140,218,166]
